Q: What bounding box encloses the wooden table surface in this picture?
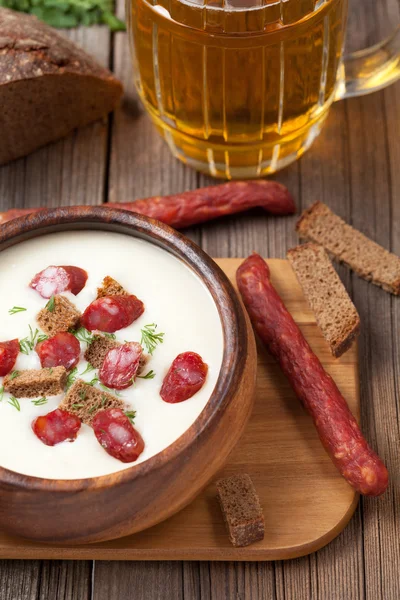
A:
[0,0,399,596]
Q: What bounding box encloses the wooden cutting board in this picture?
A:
[0,259,359,561]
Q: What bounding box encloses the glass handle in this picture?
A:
[335,25,400,100]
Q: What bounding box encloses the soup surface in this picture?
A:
[0,230,224,479]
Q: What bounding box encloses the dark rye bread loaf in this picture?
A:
[0,8,123,165]
[3,366,66,397]
[59,380,124,425]
[37,295,81,336]
[216,474,264,547]
[296,202,400,295]
[97,276,127,298]
[287,243,360,357]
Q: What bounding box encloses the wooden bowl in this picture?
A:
[0,207,257,544]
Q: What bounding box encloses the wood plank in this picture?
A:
[0,27,110,212]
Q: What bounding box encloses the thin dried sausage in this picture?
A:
[236,253,388,497]
[81,295,144,333]
[99,342,143,390]
[36,332,80,370]
[32,409,81,446]
[92,408,145,463]
[30,265,87,298]
[160,352,208,403]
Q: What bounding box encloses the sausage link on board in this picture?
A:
[0,181,295,228]
[236,253,388,497]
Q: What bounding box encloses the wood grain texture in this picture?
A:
[0,259,358,560]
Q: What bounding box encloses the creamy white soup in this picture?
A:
[0,230,224,479]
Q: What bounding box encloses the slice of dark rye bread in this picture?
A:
[85,334,149,373]
[216,474,264,547]
[97,276,127,298]
[59,380,124,425]
[37,295,81,336]
[287,243,360,357]
[3,367,66,397]
[296,201,400,295]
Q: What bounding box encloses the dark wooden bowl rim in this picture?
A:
[0,206,248,493]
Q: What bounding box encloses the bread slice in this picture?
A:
[287,243,360,357]
[3,366,66,397]
[37,295,81,336]
[0,8,123,165]
[59,380,124,425]
[216,474,264,547]
[97,276,127,298]
[84,334,120,369]
[296,202,400,295]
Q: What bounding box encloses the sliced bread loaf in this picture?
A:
[3,366,66,397]
[287,243,360,357]
[296,202,400,295]
[216,474,264,547]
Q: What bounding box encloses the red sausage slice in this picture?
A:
[36,332,81,370]
[99,342,143,390]
[32,409,81,446]
[160,352,208,404]
[81,295,144,333]
[30,266,88,298]
[0,339,19,377]
[92,408,145,463]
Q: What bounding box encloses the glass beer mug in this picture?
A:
[128,0,400,179]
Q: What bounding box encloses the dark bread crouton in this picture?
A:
[59,380,124,425]
[287,243,360,357]
[84,334,120,369]
[97,276,127,298]
[3,367,66,398]
[37,295,81,336]
[296,201,400,295]
[216,474,264,547]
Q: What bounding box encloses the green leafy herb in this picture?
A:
[71,403,84,409]
[0,386,4,402]
[140,323,165,355]
[101,394,107,407]
[125,410,136,424]
[99,383,121,397]
[0,0,126,32]
[88,376,99,386]
[45,295,55,313]
[80,363,95,376]
[49,368,53,375]
[100,429,107,435]
[78,389,87,401]
[104,333,117,340]
[71,327,94,345]
[88,405,99,414]
[19,325,48,355]
[31,397,48,406]
[137,370,156,380]
[8,396,20,411]
[8,306,27,315]
[9,370,20,380]
[66,367,78,390]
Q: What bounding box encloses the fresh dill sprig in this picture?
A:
[19,325,48,355]
[45,295,55,313]
[125,410,136,424]
[0,386,4,402]
[66,367,78,390]
[9,370,20,380]
[104,333,116,340]
[71,403,84,409]
[31,397,48,406]
[99,383,121,397]
[78,389,87,401]
[88,376,99,386]
[8,306,27,315]
[8,396,20,411]
[71,327,94,345]
[137,370,156,380]
[80,363,95,376]
[140,323,164,355]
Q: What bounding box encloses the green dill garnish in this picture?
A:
[45,295,56,313]
[0,386,4,402]
[101,394,107,406]
[88,376,99,386]
[140,323,165,355]
[66,367,78,389]
[8,306,27,315]
[19,325,48,354]
[49,368,53,375]
[99,383,121,397]
[9,370,20,380]
[100,429,107,435]
[8,396,20,411]
[2,0,126,32]
[88,405,99,414]
[31,397,48,406]
[125,410,136,424]
[137,370,156,380]
[80,363,95,376]
[71,403,84,409]
[104,333,117,340]
[71,327,94,345]
[78,389,87,401]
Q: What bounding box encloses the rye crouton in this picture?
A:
[3,367,67,398]
[84,334,120,369]
[216,474,265,548]
[97,276,127,298]
[287,243,360,357]
[59,380,124,425]
[37,295,81,336]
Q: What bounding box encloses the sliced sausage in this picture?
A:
[81,295,144,333]
[30,265,88,298]
[36,332,81,370]
[0,339,19,376]
[99,342,143,390]
[32,409,81,446]
[92,408,145,463]
[160,351,208,404]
